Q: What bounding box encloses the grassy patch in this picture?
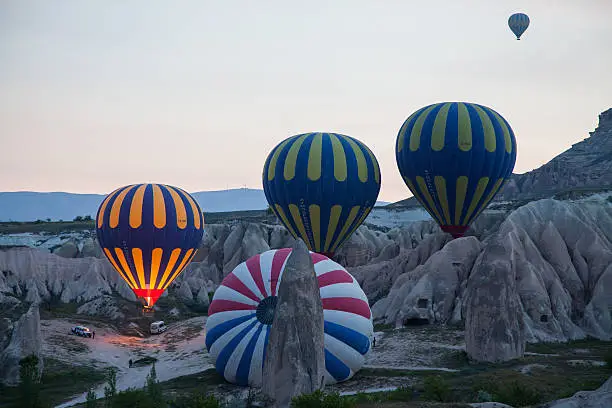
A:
[160,369,227,394]
[357,368,458,379]
[460,362,610,404]
[438,350,470,369]
[0,220,95,234]
[605,351,612,369]
[526,337,612,358]
[374,322,395,332]
[39,297,79,319]
[0,358,106,408]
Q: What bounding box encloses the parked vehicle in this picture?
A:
[150,321,167,334]
[71,325,92,338]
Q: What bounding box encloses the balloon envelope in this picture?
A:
[96,183,204,308]
[262,132,381,257]
[205,249,373,386]
[395,102,517,238]
[508,13,530,39]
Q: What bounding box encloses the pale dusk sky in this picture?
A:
[1,1,611,202]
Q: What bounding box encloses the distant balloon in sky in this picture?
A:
[508,12,530,40]
[395,102,517,238]
[205,249,373,386]
[262,132,381,258]
[96,183,204,309]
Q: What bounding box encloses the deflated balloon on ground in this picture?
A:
[205,249,373,386]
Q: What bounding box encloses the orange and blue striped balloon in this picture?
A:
[262,132,381,257]
[396,102,517,238]
[96,183,204,308]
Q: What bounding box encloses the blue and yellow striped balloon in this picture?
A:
[396,102,517,238]
[262,132,381,257]
[96,183,204,308]
[508,13,530,40]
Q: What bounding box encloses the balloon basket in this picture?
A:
[141,306,155,317]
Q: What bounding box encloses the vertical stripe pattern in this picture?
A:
[396,102,517,237]
[205,249,373,387]
[508,12,530,40]
[96,183,205,308]
[262,132,381,255]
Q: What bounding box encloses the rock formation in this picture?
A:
[540,375,612,408]
[262,239,325,407]
[0,302,43,385]
[0,188,611,345]
[363,194,612,344]
[499,108,612,201]
[372,235,482,327]
[464,238,525,362]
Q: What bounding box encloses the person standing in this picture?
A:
[92,330,95,339]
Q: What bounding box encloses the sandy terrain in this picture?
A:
[41,317,466,407]
[42,316,212,408]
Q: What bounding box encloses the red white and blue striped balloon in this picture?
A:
[205,249,373,387]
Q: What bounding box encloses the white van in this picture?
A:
[150,321,167,334]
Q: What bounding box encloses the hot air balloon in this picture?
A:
[205,249,373,386]
[96,183,204,309]
[395,102,517,238]
[508,12,530,40]
[262,132,381,258]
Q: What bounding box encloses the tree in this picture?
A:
[19,354,42,408]
[104,367,117,408]
[83,215,93,221]
[86,387,97,408]
[74,215,84,222]
[145,363,164,407]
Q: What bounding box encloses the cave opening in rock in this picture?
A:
[540,314,548,323]
[403,318,429,326]
[417,298,429,308]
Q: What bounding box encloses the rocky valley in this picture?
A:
[1,108,612,407]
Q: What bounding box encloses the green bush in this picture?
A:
[476,389,493,402]
[112,388,155,408]
[145,364,164,407]
[19,354,44,408]
[386,386,414,401]
[174,393,221,408]
[604,351,612,369]
[291,390,355,408]
[103,368,117,408]
[86,388,97,408]
[422,375,452,402]
[492,380,542,407]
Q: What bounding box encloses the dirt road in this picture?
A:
[41,316,212,408]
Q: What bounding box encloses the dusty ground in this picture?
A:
[40,315,611,407]
[43,316,211,408]
[44,317,466,407]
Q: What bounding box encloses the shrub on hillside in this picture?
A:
[291,390,355,408]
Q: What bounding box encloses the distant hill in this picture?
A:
[499,107,612,200]
[0,188,389,222]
